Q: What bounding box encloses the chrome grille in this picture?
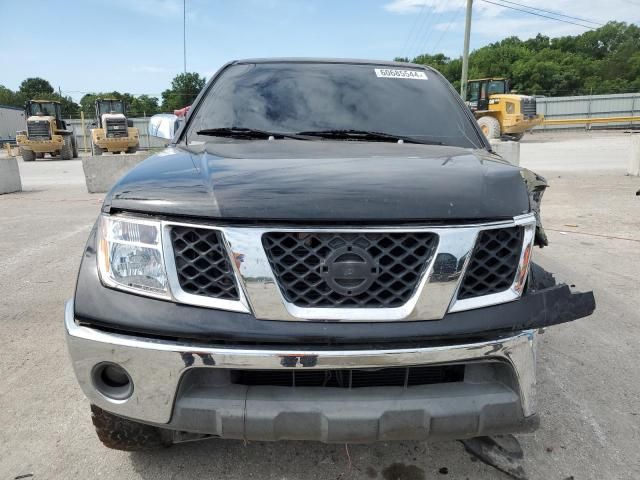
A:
[27,120,51,139]
[521,98,537,117]
[262,232,438,308]
[170,226,239,300]
[457,227,523,299]
[105,118,128,138]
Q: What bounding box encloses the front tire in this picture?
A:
[92,142,103,156]
[90,405,172,451]
[477,116,501,139]
[71,136,79,158]
[60,136,73,160]
[20,148,36,162]
[126,145,138,154]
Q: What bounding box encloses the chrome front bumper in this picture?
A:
[65,299,538,440]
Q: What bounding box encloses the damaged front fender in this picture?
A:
[521,169,549,247]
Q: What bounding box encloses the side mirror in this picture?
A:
[148,114,180,140]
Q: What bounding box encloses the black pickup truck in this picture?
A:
[65,58,595,450]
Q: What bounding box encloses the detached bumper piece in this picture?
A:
[65,299,540,442]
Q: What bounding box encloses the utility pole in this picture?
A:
[183,0,187,73]
[460,0,473,100]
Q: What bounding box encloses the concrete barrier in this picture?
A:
[0,157,22,194]
[629,135,640,176]
[82,153,152,193]
[489,139,520,166]
[489,140,520,165]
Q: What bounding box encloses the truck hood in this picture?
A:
[104,141,531,223]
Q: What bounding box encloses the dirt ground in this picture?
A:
[1,131,639,479]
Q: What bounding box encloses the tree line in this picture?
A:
[397,21,639,96]
[0,73,206,119]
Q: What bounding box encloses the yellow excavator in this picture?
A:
[466,78,543,141]
[16,100,78,161]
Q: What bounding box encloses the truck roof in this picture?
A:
[230,57,435,70]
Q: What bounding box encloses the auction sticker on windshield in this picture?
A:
[374,68,428,80]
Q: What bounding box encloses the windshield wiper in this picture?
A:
[195,127,308,140]
[295,129,443,145]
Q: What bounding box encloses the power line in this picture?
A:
[493,0,604,26]
[478,0,595,29]
[400,1,429,59]
[404,2,438,59]
[430,0,466,54]
[417,3,449,59]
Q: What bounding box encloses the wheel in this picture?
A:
[20,148,36,162]
[93,142,103,156]
[36,152,45,159]
[126,145,138,154]
[477,116,501,139]
[60,136,73,160]
[90,405,172,451]
[71,136,79,158]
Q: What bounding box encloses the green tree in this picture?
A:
[129,95,159,117]
[18,77,54,100]
[161,72,206,112]
[400,21,640,97]
[0,85,19,106]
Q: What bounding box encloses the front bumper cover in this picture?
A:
[66,299,540,441]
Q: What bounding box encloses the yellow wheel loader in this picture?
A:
[16,100,78,161]
[91,99,139,155]
[466,78,544,141]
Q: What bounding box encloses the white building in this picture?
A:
[0,105,25,145]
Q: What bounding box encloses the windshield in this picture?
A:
[28,102,57,117]
[187,62,483,148]
[487,80,507,95]
[98,100,124,116]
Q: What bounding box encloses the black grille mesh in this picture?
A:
[27,121,50,139]
[170,226,239,300]
[457,227,524,300]
[105,118,128,138]
[232,365,464,388]
[262,232,438,308]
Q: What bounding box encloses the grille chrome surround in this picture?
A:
[457,226,524,300]
[157,214,536,320]
[27,120,51,139]
[262,232,438,308]
[170,226,239,301]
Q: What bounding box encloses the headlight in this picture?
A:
[97,215,169,298]
[506,102,515,114]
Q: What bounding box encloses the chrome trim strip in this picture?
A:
[448,214,537,313]
[156,213,536,321]
[161,222,251,314]
[64,299,537,423]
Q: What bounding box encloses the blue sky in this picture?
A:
[1,0,636,102]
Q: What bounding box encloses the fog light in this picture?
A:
[92,363,133,401]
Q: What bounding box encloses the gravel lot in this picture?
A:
[1,131,639,479]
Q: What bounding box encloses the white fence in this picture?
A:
[66,117,169,151]
[535,92,640,130]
